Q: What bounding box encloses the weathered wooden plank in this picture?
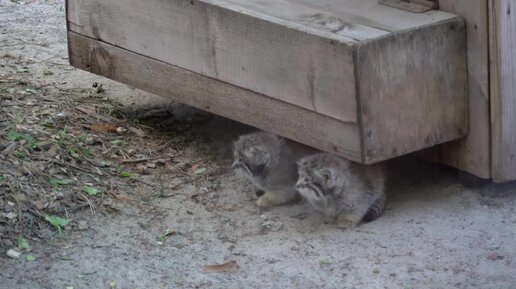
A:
[490,0,516,182]
[67,32,363,161]
[424,0,492,179]
[67,0,461,125]
[67,0,359,123]
[223,0,457,32]
[67,0,468,164]
[358,19,468,163]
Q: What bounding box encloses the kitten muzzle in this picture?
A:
[232,161,252,176]
[296,182,323,198]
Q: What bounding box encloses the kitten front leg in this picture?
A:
[336,212,362,230]
[256,191,296,208]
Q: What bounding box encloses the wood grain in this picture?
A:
[358,19,468,163]
[67,0,358,122]
[490,0,516,182]
[66,0,469,164]
[67,32,363,161]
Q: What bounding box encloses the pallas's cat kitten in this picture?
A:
[296,153,386,229]
[233,132,313,208]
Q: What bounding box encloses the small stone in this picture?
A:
[487,253,504,261]
[145,162,156,169]
[13,194,27,202]
[135,164,150,175]
[6,249,21,259]
[5,212,17,220]
[77,221,89,230]
[260,220,284,232]
[32,200,46,210]
[1,239,14,247]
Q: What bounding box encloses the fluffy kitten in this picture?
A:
[233,132,313,208]
[296,153,386,229]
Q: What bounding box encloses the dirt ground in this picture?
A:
[1,1,515,288]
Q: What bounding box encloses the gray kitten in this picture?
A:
[233,132,313,208]
[296,153,386,229]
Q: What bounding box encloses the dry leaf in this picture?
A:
[90,123,118,133]
[487,253,504,261]
[75,106,96,115]
[128,126,146,137]
[135,164,150,175]
[165,162,179,173]
[190,164,200,172]
[112,193,134,202]
[202,260,239,273]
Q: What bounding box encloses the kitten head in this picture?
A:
[232,132,282,179]
[295,153,349,203]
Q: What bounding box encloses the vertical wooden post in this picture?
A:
[490,0,516,182]
[437,0,491,179]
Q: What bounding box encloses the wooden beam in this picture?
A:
[358,19,467,163]
[67,0,359,123]
[67,32,363,161]
[67,0,467,164]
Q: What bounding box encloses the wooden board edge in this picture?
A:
[67,31,363,162]
[358,18,468,164]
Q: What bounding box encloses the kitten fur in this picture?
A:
[233,132,314,208]
[296,153,386,229]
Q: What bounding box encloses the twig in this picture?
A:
[36,157,102,176]
[79,192,96,214]
[11,37,49,47]
[0,142,17,159]
[120,156,168,164]
[132,177,155,187]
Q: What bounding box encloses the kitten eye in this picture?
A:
[319,169,333,183]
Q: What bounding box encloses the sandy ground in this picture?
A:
[1,1,516,288]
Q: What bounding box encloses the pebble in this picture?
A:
[6,249,21,259]
[1,239,14,247]
[77,220,89,230]
[261,220,284,232]
[4,212,17,219]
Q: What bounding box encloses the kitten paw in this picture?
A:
[256,192,288,208]
[256,195,275,208]
[336,219,357,230]
[336,213,360,230]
